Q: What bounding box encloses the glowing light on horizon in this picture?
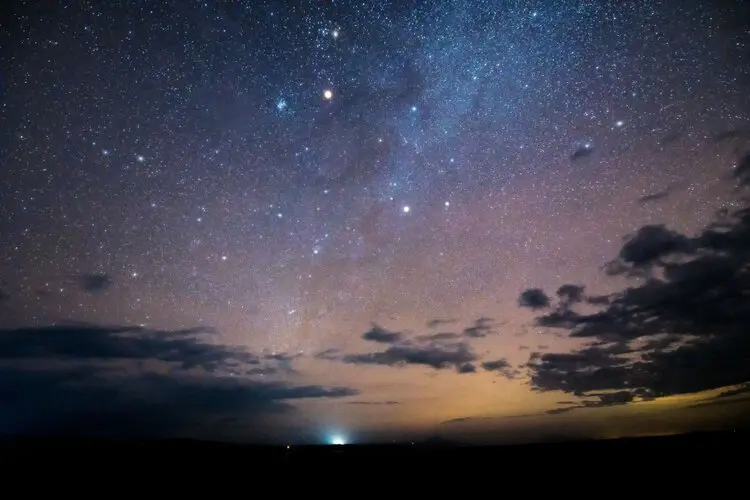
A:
[330,435,347,445]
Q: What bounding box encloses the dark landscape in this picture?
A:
[2,430,746,467]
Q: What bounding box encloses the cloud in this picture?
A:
[346,400,400,406]
[555,284,584,305]
[519,181,750,405]
[570,144,594,162]
[362,324,403,344]
[79,273,113,293]
[0,324,357,440]
[323,319,502,374]
[638,188,671,204]
[544,391,635,415]
[518,288,550,309]
[426,318,457,328]
[688,384,750,409]
[417,332,461,342]
[462,316,494,338]
[342,342,478,374]
[733,152,750,187]
[0,324,258,372]
[481,358,516,379]
[314,348,341,360]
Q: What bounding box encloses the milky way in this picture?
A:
[1,1,749,442]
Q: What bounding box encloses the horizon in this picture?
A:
[1,0,750,445]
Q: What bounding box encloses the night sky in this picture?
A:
[1,0,750,445]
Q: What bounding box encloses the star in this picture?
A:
[402,205,411,213]
[323,89,333,100]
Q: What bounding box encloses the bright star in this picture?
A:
[615,120,624,127]
[445,201,450,207]
[276,98,287,111]
[332,29,339,39]
[136,155,145,162]
[402,205,411,213]
[323,89,333,100]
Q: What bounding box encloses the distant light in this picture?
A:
[402,205,410,213]
[330,435,347,445]
[276,98,287,111]
[332,29,339,39]
[136,155,145,162]
[615,120,624,127]
[410,106,417,112]
[444,201,450,207]
[323,89,333,100]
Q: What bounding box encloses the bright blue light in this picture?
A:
[330,435,347,445]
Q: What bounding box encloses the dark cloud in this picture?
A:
[458,362,477,373]
[341,341,478,374]
[0,324,356,440]
[713,128,749,144]
[362,324,403,344]
[570,144,594,162]
[79,273,113,293]
[417,331,461,342]
[521,186,750,405]
[462,317,494,338]
[556,284,585,306]
[346,400,400,406]
[659,129,683,146]
[314,348,341,360]
[324,318,503,374]
[637,188,671,204]
[734,152,750,187]
[688,384,750,408]
[426,318,457,329]
[518,288,551,309]
[0,324,258,372]
[481,358,515,379]
[603,224,692,276]
[543,391,635,415]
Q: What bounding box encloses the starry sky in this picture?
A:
[1,0,750,445]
